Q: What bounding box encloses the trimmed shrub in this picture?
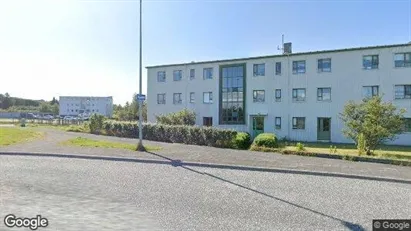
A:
[233,132,251,150]
[155,109,196,125]
[252,133,278,148]
[100,121,237,148]
[89,114,106,134]
[296,142,305,151]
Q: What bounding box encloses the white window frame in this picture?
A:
[203,92,213,104]
[253,63,265,76]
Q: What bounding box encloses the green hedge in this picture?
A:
[252,133,278,148]
[101,121,238,148]
[232,132,251,150]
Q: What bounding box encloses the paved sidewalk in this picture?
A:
[1,128,410,181]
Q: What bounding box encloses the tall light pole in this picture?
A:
[137,0,145,151]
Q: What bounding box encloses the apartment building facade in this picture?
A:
[147,43,411,145]
[59,96,113,118]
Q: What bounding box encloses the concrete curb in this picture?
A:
[1,151,410,185]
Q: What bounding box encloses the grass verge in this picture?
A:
[0,127,43,146]
[61,137,162,152]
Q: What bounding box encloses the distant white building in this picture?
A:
[146,43,411,145]
[59,96,113,118]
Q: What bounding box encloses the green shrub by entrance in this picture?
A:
[251,133,279,148]
[232,132,251,150]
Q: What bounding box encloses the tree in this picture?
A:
[339,96,406,155]
[51,97,59,105]
[39,103,51,113]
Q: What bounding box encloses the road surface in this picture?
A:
[0,155,410,231]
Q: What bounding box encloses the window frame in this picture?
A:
[317,58,331,72]
[394,53,411,68]
[394,85,411,99]
[173,93,182,104]
[275,117,281,129]
[292,117,306,130]
[157,93,166,104]
[292,88,306,102]
[403,118,411,133]
[317,87,331,101]
[190,69,195,80]
[203,117,213,127]
[362,86,379,98]
[173,70,182,81]
[253,90,265,103]
[275,89,281,102]
[203,92,213,104]
[292,60,306,74]
[275,62,282,75]
[363,55,379,70]
[203,68,213,80]
[253,63,265,77]
[157,71,166,82]
[189,92,195,103]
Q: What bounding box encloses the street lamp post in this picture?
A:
[137,0,145,151]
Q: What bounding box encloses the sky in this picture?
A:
[0,0,410,105]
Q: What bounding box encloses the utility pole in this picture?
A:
[137,0,145,151]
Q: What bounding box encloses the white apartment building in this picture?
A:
[59,96,113,118]
[146,43,411,145]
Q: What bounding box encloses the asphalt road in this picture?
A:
[0,156,410,231]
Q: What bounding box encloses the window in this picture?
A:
[292,88,306,102]
[362,86,379,98]
[275,89,281,102]
[292,60,306,74]
[173,70,182,81]
[403,118,411,132]
[173,93,182,104]
[253,90,265,102]
[394,53,411,67]
[394,85,411,99]
[318,58,331,72]
[203,92,213,103]
[203,68,213,79]
[317,88,331,101]
[253,64,265,76]
[275,117,281,129]
[190,69,195,79]
[190,92,195,103]
[157,94,166,104]
[220,65,245,124]
[292,117,305,129]
[157,71,166,82]
[275,62,281,75]
[203,117,213,126]
[363,55,379,69]
[75,109,78,112]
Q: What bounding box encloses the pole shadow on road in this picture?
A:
[143,151,366,231]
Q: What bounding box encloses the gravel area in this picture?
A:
[0,128,410,181]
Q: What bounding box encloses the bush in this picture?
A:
[357,133,366,155]
[233,132,251,150]
[252,133,278,148]
[155,109,196,125]
[296,142,305,151]
[89,114,106,134]
[100,121,238,148]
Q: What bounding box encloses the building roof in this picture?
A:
[146,43,411,69]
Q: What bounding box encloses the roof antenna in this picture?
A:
[277,34,285,54]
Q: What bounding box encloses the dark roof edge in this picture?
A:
[146,43,411,69]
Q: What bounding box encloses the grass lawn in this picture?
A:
[281,142,411,161]
[61,137,162,152]
[0,127,43,146]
